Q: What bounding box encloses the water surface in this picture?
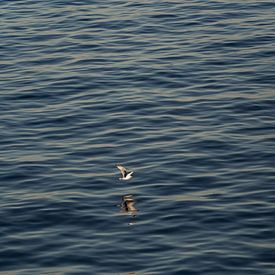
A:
[1,0,275,274]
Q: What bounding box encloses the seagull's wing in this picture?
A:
[116,165,127,178]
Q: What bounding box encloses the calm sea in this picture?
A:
[1,0,275,274]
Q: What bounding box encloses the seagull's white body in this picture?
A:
[116,164,134,180]
[123,171,133,180]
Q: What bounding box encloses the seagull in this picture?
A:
[116,164,134,180]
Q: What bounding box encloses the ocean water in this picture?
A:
[1,0,275,274]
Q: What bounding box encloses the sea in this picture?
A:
[1,1,275,274]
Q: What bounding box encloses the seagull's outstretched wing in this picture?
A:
[116,164,127,178]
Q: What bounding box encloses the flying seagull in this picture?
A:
[116,164,134,180]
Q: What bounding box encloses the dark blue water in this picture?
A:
[1,0,275,274]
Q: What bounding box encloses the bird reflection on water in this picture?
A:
[119,194,138,226]
[121,195,138,217]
